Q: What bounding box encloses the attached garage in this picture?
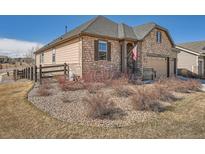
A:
[144,56,167,79]
[143,55,177,80]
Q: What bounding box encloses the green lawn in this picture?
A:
[0,81,205,138]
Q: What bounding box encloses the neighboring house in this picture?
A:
[0,55,10,63]
[14,58,34,65]
[34,16,178,80]
[176,41,205,77]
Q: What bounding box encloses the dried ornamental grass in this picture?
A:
[131,87,165,112]
[114,86,135,97]
[83,93,125,119]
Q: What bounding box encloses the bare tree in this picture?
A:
[24,46,40,65]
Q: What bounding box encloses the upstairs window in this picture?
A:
[98,41,108,60]
[40,52,44,64]
[52,49,56,63]
[156,31,162,43]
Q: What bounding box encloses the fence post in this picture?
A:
[28,67,30,79]
[28,67,30,80]
[23,69,25,78]
[13,69,16,81]
[17,70,19,80]
[20,70,22,79]
[64,63,67,75]
[31,66,33,80]
[25,68,26,79]
[39,64,42,84]
[26,68,28,79]
[35,65,37,82]
[26,67,29,79]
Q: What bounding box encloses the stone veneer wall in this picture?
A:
[82,36,121,77]
[141,28,177,78]
[142,28,177,62]
[141,28,177,60]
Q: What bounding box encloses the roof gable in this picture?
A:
[83,16,119,38]
[133,22,155,40]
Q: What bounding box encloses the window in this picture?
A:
[40,52,44,64]
[156,31,162,43]
[98,41,107,60]
[52,49,56,63]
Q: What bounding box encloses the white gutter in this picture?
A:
[176,46,200,56]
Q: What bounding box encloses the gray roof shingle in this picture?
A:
[178,41,205,54]
[133,22,156,40]
[36,16,173,53]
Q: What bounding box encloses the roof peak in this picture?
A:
[133,22,156,28]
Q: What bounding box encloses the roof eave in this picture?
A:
[176,45,201,56]
[34,33,82,54]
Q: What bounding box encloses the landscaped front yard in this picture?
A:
[0,79,205,138]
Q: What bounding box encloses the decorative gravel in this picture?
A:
[28,82,159,128]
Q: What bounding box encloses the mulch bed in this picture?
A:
[28,81,162,128]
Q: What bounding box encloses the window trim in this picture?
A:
[98,40,108,60]
[40,52,44,64]
[156,31,162,43]
[52,49,56,63]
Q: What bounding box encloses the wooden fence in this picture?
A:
[13,63,69,84]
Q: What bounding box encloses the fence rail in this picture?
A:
[13,63,69,84]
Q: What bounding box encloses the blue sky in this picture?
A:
[0,15,205,57]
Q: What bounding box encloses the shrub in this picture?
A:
[186,79,202,91]
[114,86,135,97]
[61,95,75,103]
[83,70,126,83]
[57,75,66,85]
[109,77,129,86]
[156,78,202,93]
[178,68,199,78]
[60,81,85,91]
[131,88,165,112]
[84,82,105,94]
[83,93,124,119]
[37,84,50,96]
[42,79,51,89]
[154,83,177,102]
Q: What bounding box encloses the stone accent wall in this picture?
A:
[141,28,177,78]
[141,28,176,59]
[82,36,121,77]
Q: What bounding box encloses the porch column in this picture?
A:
[122,41,127,73]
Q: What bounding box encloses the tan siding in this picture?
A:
[35,54,40,66]
[35,38,82,76]
[56,39,81,64]
[177,51,198,74]
[44,49,52,65]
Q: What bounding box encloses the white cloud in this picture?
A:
[0,38,44,58]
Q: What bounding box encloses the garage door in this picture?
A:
[144,57,167,79]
